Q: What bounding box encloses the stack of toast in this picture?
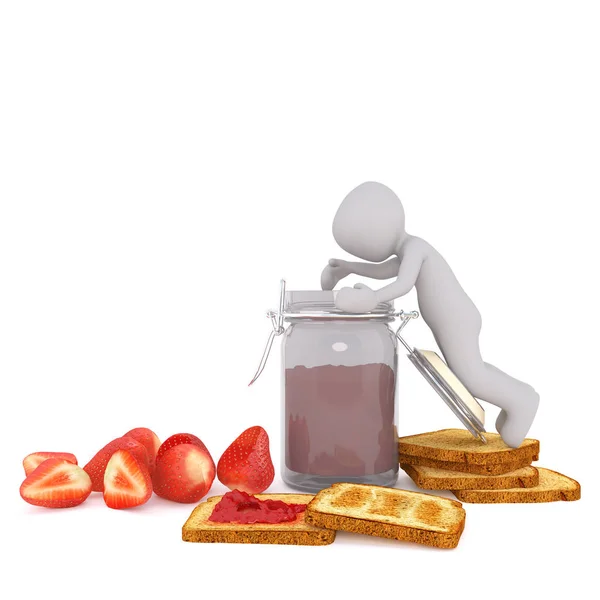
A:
[399,429,581,503]
[183,483,466,549]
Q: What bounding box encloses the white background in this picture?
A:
[1,2,598,599]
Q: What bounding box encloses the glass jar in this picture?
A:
[280,290,399,492]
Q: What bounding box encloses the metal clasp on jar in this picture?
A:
[248,280,287,386]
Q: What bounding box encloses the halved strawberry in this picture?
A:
[20,458,92,508]
[123,428,161,476]
[217,426,275,494]
[153,443,215,503]
[155,433,210,463]
[103,450,152,509]
[23,452,78,476]
[83,436,149,492]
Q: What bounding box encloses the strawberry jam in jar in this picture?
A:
[280,290,399,492]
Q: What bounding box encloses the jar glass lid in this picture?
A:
[395,313,487,443]
[408,349,487,442]
[284,290,396,320]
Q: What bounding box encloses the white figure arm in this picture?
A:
[321,257,400,290]
[345,257,401,279]
[375,246,423,302]
[335,242,424,312]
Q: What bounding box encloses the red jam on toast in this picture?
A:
[208,489,306,524]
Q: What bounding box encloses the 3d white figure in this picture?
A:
[321,181,539,448]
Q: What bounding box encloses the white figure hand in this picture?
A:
[321,258,352,290]
[335,283,379,313]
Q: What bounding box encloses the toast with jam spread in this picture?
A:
[182,493,335,545]
[305,482,466,549]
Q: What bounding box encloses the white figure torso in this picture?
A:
[401,235,481,333]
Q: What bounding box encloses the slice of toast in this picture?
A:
[182,493,335,545]
[452,468,581,503]
[305,482,466,549]
[401,463,540,490]
[399,429,539,475]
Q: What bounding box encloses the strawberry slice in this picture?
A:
[155,433,210,463]
[123,428,161,476]
[20,458,92,508]
[83,436,149,492]
[153,443,215,503]
[23,452,78,476]
[103,450,152,509]
[217,426,275,494]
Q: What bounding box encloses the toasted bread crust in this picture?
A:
[401,463,540,490]
[452,468,581,503]
[398,429,540,467]
[181,493,335,546]
[453,488,580,504]
[304,510,464,549]
[399,453,536,475]
[182,527,335,545]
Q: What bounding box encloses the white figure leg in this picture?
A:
[433,329,540,448]
[495,409,508,432]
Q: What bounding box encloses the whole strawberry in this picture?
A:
[153,440,215,504]
[217,426,275,494]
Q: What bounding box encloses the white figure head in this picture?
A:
[332,182,406,262]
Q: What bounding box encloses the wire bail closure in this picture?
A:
[248,279,287,386]
[394,310,420,353]
[248,279,419,386]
